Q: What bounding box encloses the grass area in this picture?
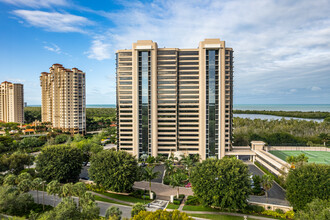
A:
[188,213,259,220]
[166,203,180,209]
[183,205,219,212]
[96,191,152,204]
[269,150,330,164]
[93,195,131,206]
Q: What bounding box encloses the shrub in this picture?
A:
[185,195,200,206]
[132,210,192,220]
[275,208,284,214]
[246,204,265,213]
[173,199,181,205]
[131,203,146,217]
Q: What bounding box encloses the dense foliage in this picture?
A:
[233,117,329,146]
[131,203,147,217]
[295,199,330,220]
[234,110,329,119]
[132,210,193,220]
[0,185,35,216]
[24,107,117,131]
[0,152,34,174]
[36,145,84,183]
[286,163,330,210]
[24,107,41,123]
[89,149,138,192]
[190,157,251,210]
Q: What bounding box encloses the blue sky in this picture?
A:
[0,0,329,105]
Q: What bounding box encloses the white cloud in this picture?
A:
[86,38,112,60]
[0,0,67,8]
[13,10,92,33]
[89,0,330,102]
[44,43,61,54]
[311,86,321,91]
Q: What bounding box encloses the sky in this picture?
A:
[0,0,329,105]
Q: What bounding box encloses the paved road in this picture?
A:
[247,163,289,205]
[29,191,132,218]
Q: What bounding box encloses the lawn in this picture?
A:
[188,214,259,220]
[183,205,219,212]
[269,150,330,164]
[93,195,131,206]
[166,203,180,209]
[96,191,152,204]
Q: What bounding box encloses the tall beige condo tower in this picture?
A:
[0,81,24,123]
[40,64,86,134]
[116,39,233,160]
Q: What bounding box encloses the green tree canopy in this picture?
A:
[295,199,330,220]
[105,206,122,220]
[286,163,330,210]
[0,152,34,174]
[190,157,251,210]
[89,149,138,192]
[0,185,34,216]
[131,203,146,217]
[36,145,83,183]
[39,197,81,220]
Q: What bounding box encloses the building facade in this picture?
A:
[0,81,24,123]
[116,39,233,160]
[40,64,86,134]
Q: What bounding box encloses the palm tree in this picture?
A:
[164,159,174,175]
[262,175,273,203]
[169,171,187,198]
[32,178,43,203]
[47,180,61,207]
[319,133,329,146]
[180,155,194,179]
[73,182,87,209]
[143,165,160,198]
[60,182,74,198]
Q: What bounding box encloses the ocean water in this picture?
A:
[28,104,330,112]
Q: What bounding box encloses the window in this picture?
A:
[179,51,199,56]
[158,50,176,55]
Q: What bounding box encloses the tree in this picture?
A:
[89,149,138,192]
[286,153,308,168]
[18,179,30,192]
[19,137,45,149]
[261,175,273,202]
[0,185,34,216]
[132,210,192,220]
[105,206,122,220]
[142,165,160,197]
[286,163,330,210]
[190,157,251,210]
[164,159,174,176]
[3,174,16,186]
[60,182,74,198]
[169,170,187,198]
[180,155,194,179]
[131,203,146,217]
[318,133,329,146]
[295,199,330,220]
[39,197,81,220]
[55,134,71,144]
[47,180,61,207]
[32,177,43,203]
[1,152,34,174]
[36,145,83,183]
[80,192,100,220]
[72,182,87,209]
[17,172,32,183]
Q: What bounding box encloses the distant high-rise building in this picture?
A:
[116,39,233,160]
[40,64,86,134]
[0,81,24,123]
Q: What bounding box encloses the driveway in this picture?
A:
[247,163,289,205]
